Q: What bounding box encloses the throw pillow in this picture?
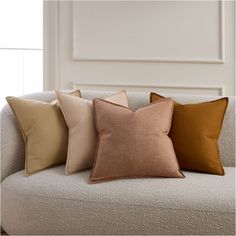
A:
[150,92,228,175]
[90,98,184,183]
[56,90,129,174]
[6,90,81,175]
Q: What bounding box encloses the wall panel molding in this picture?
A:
[73,83,225,96]
[54,1,234,95]
[72,0,225,64]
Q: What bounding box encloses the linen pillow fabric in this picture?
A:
[56,90,129,174]
[150,92,228,175]
[6,90,81,175]
[90,98,184,183]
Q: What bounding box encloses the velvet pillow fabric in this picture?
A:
[150,92,228,175]
[6,90,81,175]
[56,90,129,174]
[90,98,184,183]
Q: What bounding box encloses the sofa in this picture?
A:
[1,90,235,235]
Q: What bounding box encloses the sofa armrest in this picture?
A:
[1,105,25,181]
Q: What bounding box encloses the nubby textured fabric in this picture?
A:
[1,90,235,235]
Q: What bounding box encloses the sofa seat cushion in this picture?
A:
[2,166,235,235]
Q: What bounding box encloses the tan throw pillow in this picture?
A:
[90,98,184,183]
[56,90,129,174]
[6,90,81,175]
[150,92,228,175]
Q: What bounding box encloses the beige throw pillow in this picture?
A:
[6,90,81,175]
[56,90,129,174]
[90,98,184,183]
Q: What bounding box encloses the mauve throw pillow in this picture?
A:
[90,98,184,183]
[56,90,129,174]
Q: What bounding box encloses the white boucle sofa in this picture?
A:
[1,90,235,235]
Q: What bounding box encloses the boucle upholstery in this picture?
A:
[1,166,235,235]
[1,90,235,235]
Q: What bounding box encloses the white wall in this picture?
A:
[44,0,235,96]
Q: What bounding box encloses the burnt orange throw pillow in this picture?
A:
[150,92,228,175]
[90,98,184,183]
